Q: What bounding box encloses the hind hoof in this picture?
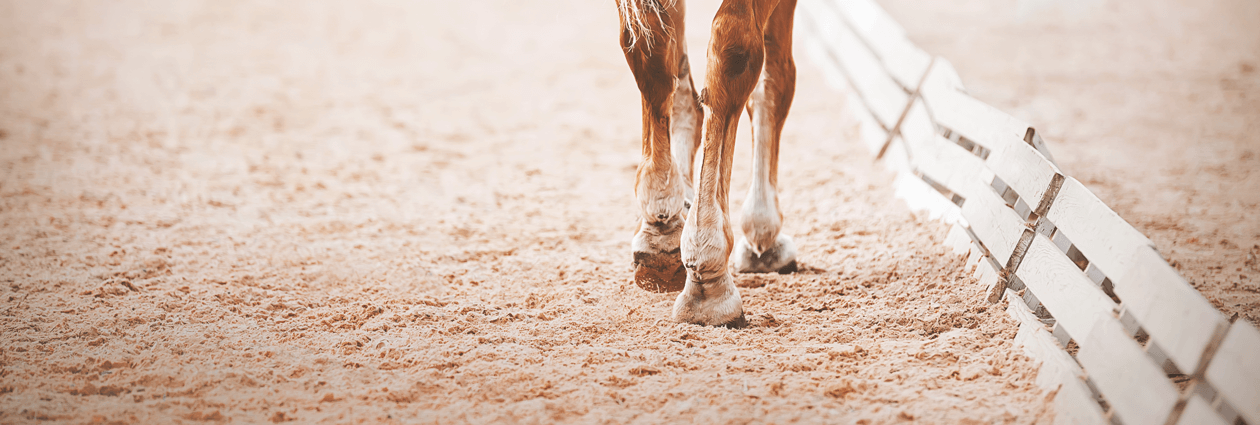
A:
[672,272,744,326]
[732,234,797,274]
[633,249,687,292]
[632,217,687,293]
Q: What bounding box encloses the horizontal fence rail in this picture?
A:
[795,1,1260,424]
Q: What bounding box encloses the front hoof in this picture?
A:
[732,234,797,274]
[633,249,687,292]
[672,272,744,326]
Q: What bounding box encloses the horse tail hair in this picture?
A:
[616,0,675,50]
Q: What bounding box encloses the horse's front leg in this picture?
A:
[733,0,798,274]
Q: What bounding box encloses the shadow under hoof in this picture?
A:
[732,235,798,275]
[633,249,686,293]
[717,313,748,329]
[774,260,798,274]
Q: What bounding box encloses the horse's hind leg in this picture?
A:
[733,0,797,274]
[671,53,703,213]
[675,0,783,327]
[621,0,691,292]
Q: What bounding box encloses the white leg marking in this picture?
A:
[732,79,797,274]
[670,75,700,208]
[680,177,729,281]
[741,80,782,255]
[637,154,687,225]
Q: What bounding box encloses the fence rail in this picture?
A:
[795,1,1260,423]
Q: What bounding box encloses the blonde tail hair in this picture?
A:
[617,0,676,50]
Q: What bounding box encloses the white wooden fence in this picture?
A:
[795,1,1260,423]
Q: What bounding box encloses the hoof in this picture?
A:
[732,234,797,274]
[672,272,744,326]
[632,217,687,293]
[633,249,687,292]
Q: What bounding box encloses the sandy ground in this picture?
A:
[880,0,1260,325]
[1,0,1251,423]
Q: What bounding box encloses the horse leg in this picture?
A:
[675,0,780,327]
[733,0,797,274]
[622,0,690,293]
[671,53,703,213]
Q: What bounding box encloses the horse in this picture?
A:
[618,0,798,327]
